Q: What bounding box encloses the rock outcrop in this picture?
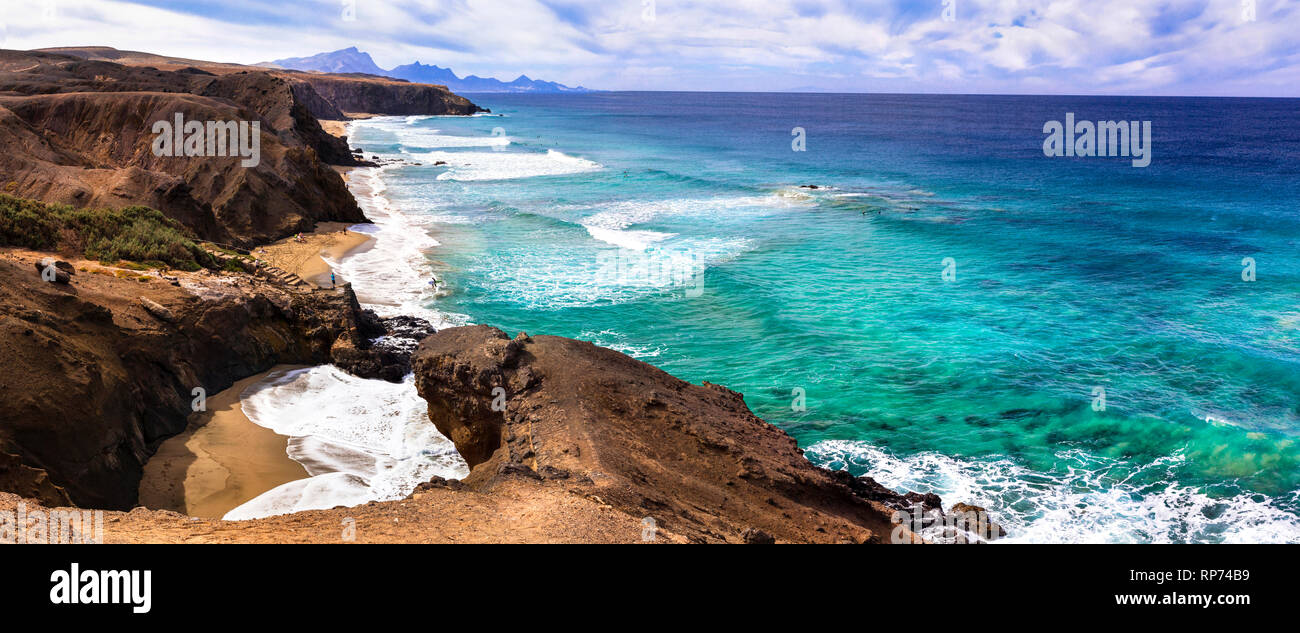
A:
[290,73,482,117]
[411,325,926,544]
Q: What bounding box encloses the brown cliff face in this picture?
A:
[0,47,485,246]
[0,250,383,509]
[0,91,365,246]
[0,51,365,245]
[0,50,355,168]
[29,47,483,118]
[412,325,923,544]
[289,74,482,117]
[192,70,357,166]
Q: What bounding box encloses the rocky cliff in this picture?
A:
[288,73,483,117]
[0,248,410,510]
[0,48,483,246]
[409,325,931,544]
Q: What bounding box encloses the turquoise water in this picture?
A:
[346,93,1300,542]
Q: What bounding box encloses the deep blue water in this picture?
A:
[345,92,1300,542]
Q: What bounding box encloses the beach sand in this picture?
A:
[320,119,348,139]
[138,367,310,518]
[254,221,372,287]
[320,114,376,141]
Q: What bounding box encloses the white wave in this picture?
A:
[425,213,476,225]
[805,440,1300,544]
[475,234,750,310]
[579,330,667,359]
[575,193,808,251]
[331,165,469,328]
[581,193,814,224]
[584,225,674,251]
[222,473,374,521]
[346,116,408,147]
[224,366,469,521]
[420,149,602,181]
[394,128,511,149]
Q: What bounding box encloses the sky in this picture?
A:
[1,0,1298,96]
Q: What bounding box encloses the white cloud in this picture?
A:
[0,0,1295,95]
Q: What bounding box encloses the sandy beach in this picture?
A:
[320,114,376,142]
[138,367,310,518]
[254,221,373,287]
[320,119,348,139]
[250,116,374,288]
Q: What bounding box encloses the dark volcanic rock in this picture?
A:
[32,261,71,284]
[293,73,481,116]
[330,312,436,383]
[947,502,1007,542]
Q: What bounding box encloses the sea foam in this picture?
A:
[421,149,602,181]
[328,165,469,329]
[224,366,469,521]
[805,440,1300,544]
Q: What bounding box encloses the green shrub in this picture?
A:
[220,258,251,273]
[0,194,217,271]
[0,195,60,250]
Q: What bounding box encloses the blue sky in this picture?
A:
[3,0,1298,95]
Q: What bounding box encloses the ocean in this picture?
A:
[251,93,1300,542]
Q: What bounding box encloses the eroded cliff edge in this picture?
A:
[409,325,942,544]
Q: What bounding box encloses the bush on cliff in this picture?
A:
[0,194,216,271]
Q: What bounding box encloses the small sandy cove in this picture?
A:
[140,223,372,516]
[139,367,309,518]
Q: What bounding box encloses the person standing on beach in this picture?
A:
[331,272,336,289]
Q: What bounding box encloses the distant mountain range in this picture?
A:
[263,47,594,94]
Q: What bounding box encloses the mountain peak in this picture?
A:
[270,48,593,93]
[268,47,385,76]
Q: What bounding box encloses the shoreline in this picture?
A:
[137,122,385,520]
[138,367,310,519]
[252,119,372,287]
[254,220,373,287]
